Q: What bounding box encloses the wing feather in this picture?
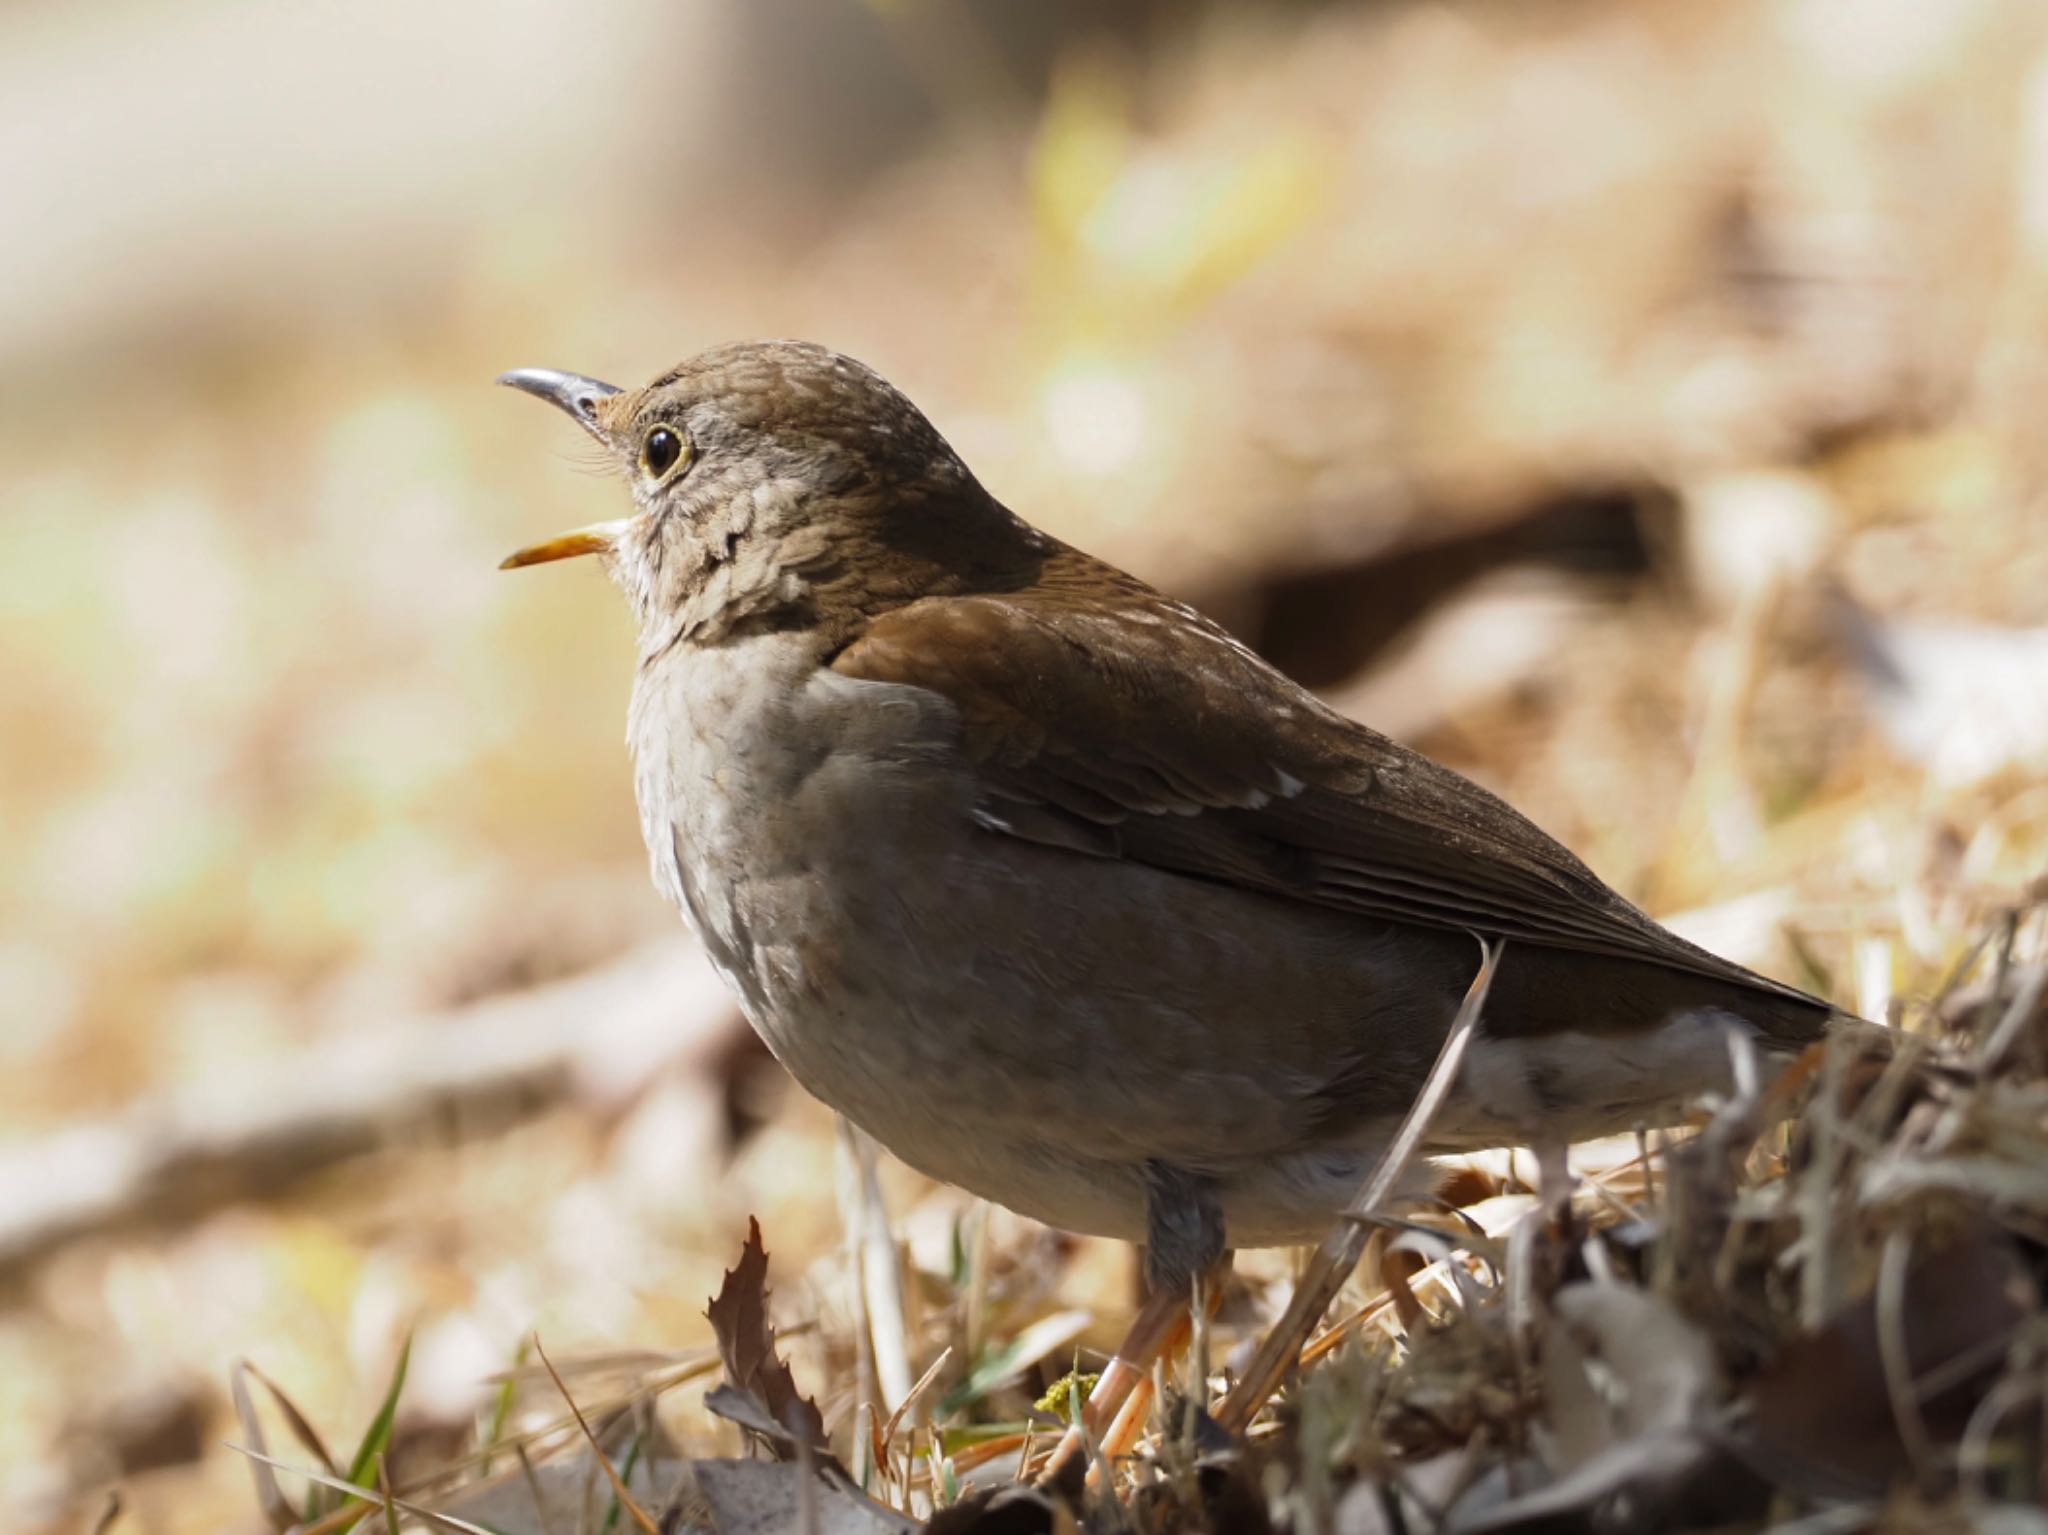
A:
[831,559,1819,1013]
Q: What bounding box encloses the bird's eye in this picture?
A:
[641,426,686,480]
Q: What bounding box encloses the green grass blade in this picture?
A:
[324,1331,413,1533]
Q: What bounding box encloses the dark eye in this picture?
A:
[642,426,684,478]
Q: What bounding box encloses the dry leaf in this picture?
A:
[705,1216,828,1458]
[1742,1218,2038,1497]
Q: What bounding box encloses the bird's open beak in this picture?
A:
[496,367,628,570]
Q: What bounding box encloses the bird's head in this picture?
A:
[498,340,1043,653]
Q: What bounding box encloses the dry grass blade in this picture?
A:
[942,1429,1032,1477]
[230,1359,300,1535]
[1977,954,2047,1072]
[1296,1294,1400,1370]
[241,1360,345,1480]
[401,1344,733,1500]
[878,1344,953,1461]
[299,1489,420,1535]
[373,1453,401,1535]
[225,1444,503,1535]
[532,1333,660,1535]
[481,1344,723,1388]
[236,1341,417,1535]
[1875,1227,1939,1488]
[838,1117,914,1413]
[1215,935,1502,1432]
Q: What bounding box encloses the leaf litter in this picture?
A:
[226,892,2047,1534]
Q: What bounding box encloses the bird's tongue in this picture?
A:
[498,518,636,570]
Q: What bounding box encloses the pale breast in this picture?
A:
[628,630,988,1088]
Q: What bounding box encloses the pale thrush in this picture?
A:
[497,339,1833,1300]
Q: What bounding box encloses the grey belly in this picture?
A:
[665,767,1477,1246]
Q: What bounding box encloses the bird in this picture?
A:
[496,339,1834,1423]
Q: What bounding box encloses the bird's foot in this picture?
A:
[1035,1260,1230,1488]
[1036,1164,1229,1487]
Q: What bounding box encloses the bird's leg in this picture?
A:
[1533,1138,1577,1220]
[1139,1161,1227,1303]
[1036,1164,1227,1483]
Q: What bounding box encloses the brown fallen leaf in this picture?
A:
[706,1216,828,1459]
[1741,1216,2038,1498]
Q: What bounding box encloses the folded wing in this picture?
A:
[831,552,1820,1015]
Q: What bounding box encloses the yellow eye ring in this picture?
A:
[641,426,689,480]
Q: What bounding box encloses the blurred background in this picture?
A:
[5,0,2048,1528]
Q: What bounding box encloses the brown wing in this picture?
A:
[830,556,1821,1013]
